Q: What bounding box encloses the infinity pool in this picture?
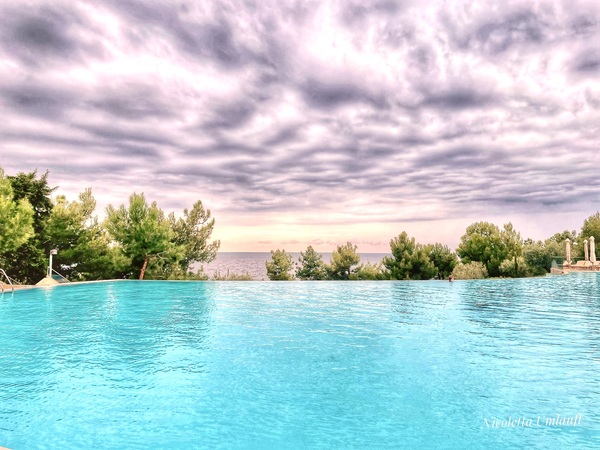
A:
[1,276,599,449]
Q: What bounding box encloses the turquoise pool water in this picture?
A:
[1,276,599,449]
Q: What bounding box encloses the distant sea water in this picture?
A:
[196,252,390,280]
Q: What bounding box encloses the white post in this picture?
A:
[48,249,58,277]
[565,238,571,265]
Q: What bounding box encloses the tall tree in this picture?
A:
[501,222,523,278]
[169,200,220,273]
[425,243,458,279]
[579,212,600,258]
[266,249,294,280]
[47,189,129,280]
[456,221,506,277]
[327,242,360,280]
[2,170,55,283]
[0,168,34,255]
[105,193,174,280]
[522,241,554,276]
[543,235,568,263]
[296,245,328,280]
[383,232,437,280]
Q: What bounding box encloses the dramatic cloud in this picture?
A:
[1,0,599,251]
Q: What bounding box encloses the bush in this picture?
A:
[352,262,385,280]
[212,270,254,281]
[498,257,529,278]
[452,262,488,279]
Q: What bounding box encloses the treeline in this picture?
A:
[0,168,219,284]
[267,219,599,281]
[3,167,598,284]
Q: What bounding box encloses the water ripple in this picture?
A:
[1,277,600,448]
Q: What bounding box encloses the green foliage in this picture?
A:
[425,243,458,279]
[327,242,360,280]
[499,257,529,278]
[581,212,600,239]
[546,230,578,244]
[543,240,565,260]
[579,213,600,258]
[46,189,129,280]
[383,232,437,280]
[451,262,488,280]
[501,222,523,278]
[543,230,576,259]
[296,245,328,280]
[522,241,555,276]
[266,249,294,280]
[164,267,210,280]
[0,168,34,255]
[353,261,385,280]
[1,168,219,283]
[169,200,220,272]
[211,270,254,281]
[0,170,55,283]
[457,222,507,277]
[105,193,175,280]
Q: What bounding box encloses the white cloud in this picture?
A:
[1,0,599,251]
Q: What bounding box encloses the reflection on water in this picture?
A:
[1,277,600,449]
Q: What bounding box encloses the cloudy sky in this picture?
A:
[1,0,599,252]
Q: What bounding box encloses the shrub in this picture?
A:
[452,262,488,279]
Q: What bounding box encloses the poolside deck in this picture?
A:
[551,262,600,274]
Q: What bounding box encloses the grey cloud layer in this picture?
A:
[1,0,599,229]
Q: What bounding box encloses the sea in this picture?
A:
[196,252,390,280]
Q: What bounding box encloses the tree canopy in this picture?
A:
[169,200,220,273]
[0,168,34,255]
[327,242,360,280]
[0,170,55,283]
[296,245,328,280]
[46,189,129,280]
[456,222,507,277]
[105,193,176,280]
[266,249,294,280]
[383,232,437,280]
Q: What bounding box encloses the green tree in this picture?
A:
[451,262,488,279]
[105,193,175,280]
[522,241,553,276]
[1,170,55,283]
[327,242,360,280]
[169,200,220,274]
[296,245,328,280]
[383,232,437,280]
[456,222,506,277]
[0,168,34,255]
[425,243,458,279]
[546,230,578,244]
[542,230,574,262]
[579,213,600,258]
[47,189,129,280]
[266,249,294,280]
[500,222,523,278]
